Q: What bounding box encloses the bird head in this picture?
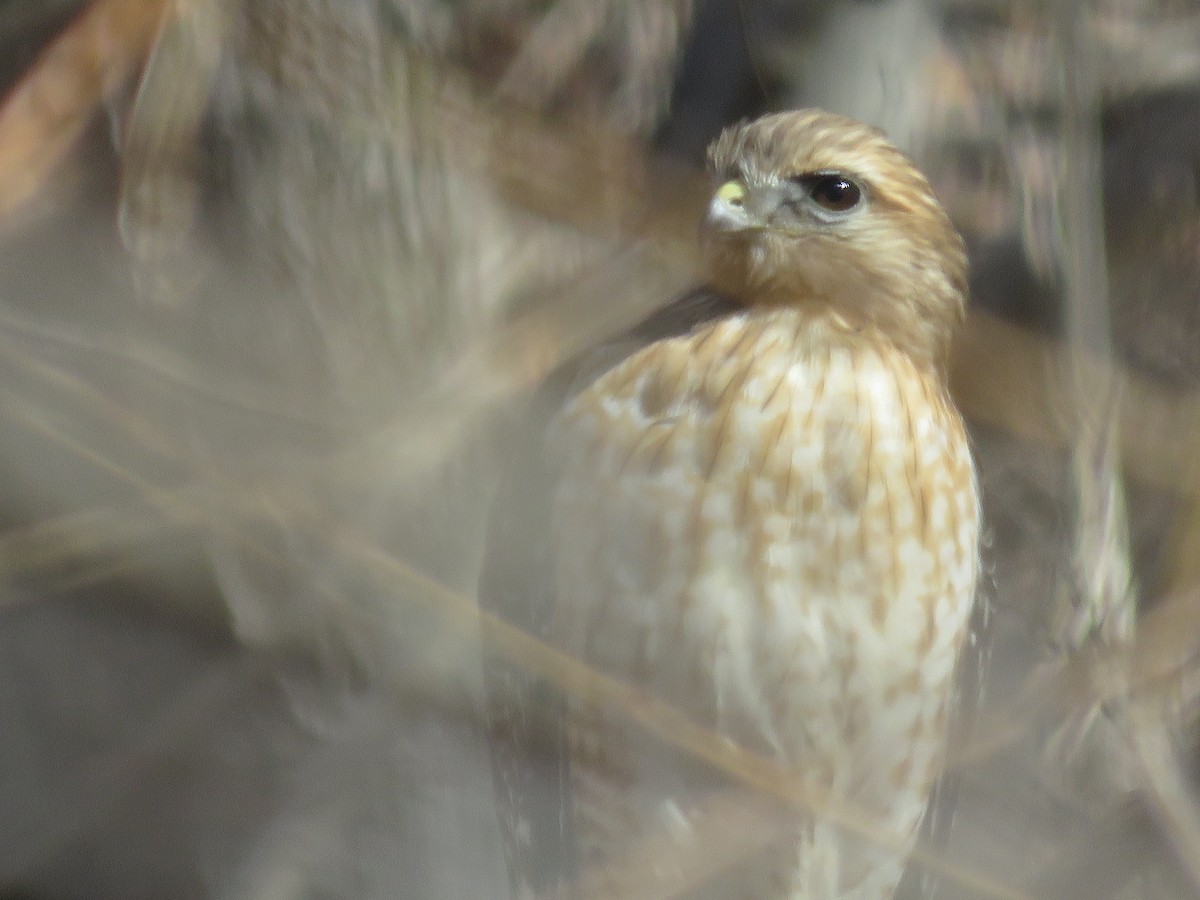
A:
[701,109,968,368]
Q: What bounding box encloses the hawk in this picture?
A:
[481,109,979,899]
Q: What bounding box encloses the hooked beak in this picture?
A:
[704,179,781,233]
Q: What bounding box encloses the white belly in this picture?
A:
[548,307,978,897]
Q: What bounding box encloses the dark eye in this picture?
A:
[807,174,862,212]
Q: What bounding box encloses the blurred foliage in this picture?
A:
[2,1,1200,898]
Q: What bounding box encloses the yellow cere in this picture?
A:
[716,180,746,206]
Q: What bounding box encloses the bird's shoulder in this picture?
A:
[555,304,951,454]
[477,287,742,898]
[481,288,745,622]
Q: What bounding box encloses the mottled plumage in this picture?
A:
[482,110,979,899]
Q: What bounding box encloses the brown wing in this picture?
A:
[478,289,741,898]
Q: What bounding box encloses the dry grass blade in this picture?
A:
[560,790,791,900]
[0,323,195,462]
[1121,701,1200,892]
[0,499,186,591]
[954,581,1200,773]
[0,304,330,425]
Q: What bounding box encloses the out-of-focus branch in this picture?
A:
[117,0,230,291]
[947,3,1200,107]
[1051,1,1135,657]
[0,0,169,222]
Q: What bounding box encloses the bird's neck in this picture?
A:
[740,290,956,378]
